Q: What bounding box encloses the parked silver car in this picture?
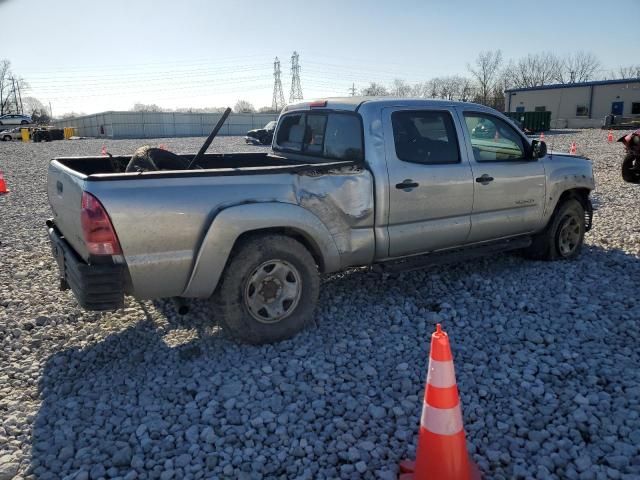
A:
[1,127,23,141]
[0,114,32,125]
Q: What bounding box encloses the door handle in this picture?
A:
[475,174,494,185]
[395,179,419,190]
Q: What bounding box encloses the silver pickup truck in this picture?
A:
[47,98,594,344]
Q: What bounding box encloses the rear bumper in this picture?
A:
[47,221,126,310]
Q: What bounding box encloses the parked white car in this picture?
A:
[0,114,32,125]
[1,127,23,141]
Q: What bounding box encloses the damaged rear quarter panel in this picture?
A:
[295,165,375,268]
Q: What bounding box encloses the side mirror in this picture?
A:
[531,139,547,159]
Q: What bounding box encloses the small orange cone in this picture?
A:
[101,145,107,156]
[159,143,167,150]
[0,171,8,195]
[539,131,545,141]
[399,324,481,480]
[569,142,577,155]
[607,130,613,143]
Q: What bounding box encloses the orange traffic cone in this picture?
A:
[159,143,167,150]
[569,142,577,155]
[607,130,613,143]
[101,145,107,156]
[539,131,545,141]
[0,171,8,195]
[399,324,480,480]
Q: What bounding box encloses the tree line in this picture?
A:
[359,51,639,111]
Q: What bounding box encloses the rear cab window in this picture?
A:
[274,111,364,162]
[391,110,460,164]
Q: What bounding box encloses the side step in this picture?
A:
[373,236,532,274]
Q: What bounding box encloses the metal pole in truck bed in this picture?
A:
[187,107,232,169]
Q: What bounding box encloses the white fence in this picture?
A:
[53,111,279,139]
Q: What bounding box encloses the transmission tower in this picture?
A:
[271,57,285,111]
[289,51,303,103]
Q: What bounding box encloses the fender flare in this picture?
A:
[181,202,341,298]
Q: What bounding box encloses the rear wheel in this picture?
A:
[2,135,10,141]
[20,120,28,125]
[211,234,320,344]
[523,198,585,260]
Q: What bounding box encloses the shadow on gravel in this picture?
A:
[28,244,640,479]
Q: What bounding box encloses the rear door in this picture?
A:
[383,107,474,257]
[457,108,546,242]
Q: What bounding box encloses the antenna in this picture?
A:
[289,51,303,103]
[271,57,285,111]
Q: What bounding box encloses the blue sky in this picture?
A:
[1,0,636,114]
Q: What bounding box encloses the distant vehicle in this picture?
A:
[0,114,32,125]
[46,97,595,345]
[1,127,22,141]
[245,120,277,145]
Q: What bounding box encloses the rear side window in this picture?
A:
[275,112,363,161]
[391,111,460,164]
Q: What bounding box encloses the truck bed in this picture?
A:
[55,152,356,178]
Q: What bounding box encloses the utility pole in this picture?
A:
[49,101,53,119]
[16,80,23,114]
[10,76,18,114]
[271,57,285,112]
[289,51,303,103]
[349,83,357,96]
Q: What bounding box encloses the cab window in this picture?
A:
[275,112,363,161]
[463,113,526,161]
[391,111,460,164]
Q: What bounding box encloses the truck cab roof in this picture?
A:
[283,97,490,113]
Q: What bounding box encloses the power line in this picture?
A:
[289,51,303,103]
[272,57,285,112]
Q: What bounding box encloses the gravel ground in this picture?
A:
[0,131,639,480]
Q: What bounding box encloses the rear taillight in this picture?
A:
[81,192,122,255]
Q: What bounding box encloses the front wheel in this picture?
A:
[211,234,320,344]
[2,135,10,141]
[20,120,28,125]
[523,199,585,260]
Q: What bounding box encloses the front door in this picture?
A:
[383,107,474,257]
[611,102,624,115]
[457,108,546,243]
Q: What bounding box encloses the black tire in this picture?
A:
[622,153,640,184]
[523,198,585,261]
[20,120,28,125]
[212,234,320,344]
[2,135,10,141]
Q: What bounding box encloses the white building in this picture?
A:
[505,79,640,128]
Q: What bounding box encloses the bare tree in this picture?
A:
[467,50,503,105]
[505,52,560,88]
[258,106,278,113]
[617,65,640,79]
[234,100,255,113]
[360,82,389,96]
[0,60,14,115]
[555,51,601,83]
[131,103,162,112]
[391,79,412,97]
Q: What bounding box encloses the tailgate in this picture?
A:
[47,160,90,260]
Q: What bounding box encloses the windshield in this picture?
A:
[265,121,277,130]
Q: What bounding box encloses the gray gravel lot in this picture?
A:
[0,132,639,480]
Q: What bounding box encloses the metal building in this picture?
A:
[53,111,279,139]
[505,78,640,128]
